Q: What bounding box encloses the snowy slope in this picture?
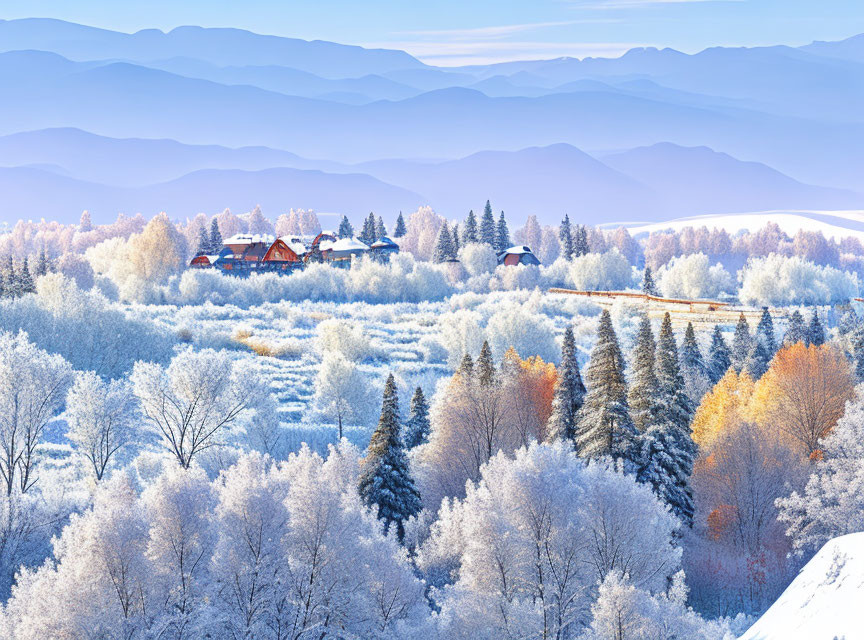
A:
[739,532,864,640]
[619,210,864,241]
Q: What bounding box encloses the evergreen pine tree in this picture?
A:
[495,211,510,252]
[376,215,387,240]
[574,310,638,463]
[628,315,661,432]
[731,313,752,373]
[209,218,223,252]
[783,310,808,347]
[451,224,461,255]
[393,211,407,238]
[337,215,354,239]
[575,225,590,257]
[4,257,18,298]
[680,323,705,376]
[479,201,496,247]
[463,210,478,244]
[18,257,35,295]
[78,210,93,232]
[458,353,474,377]
[850,321,864,381]
[546,326,586,444]
[638,312,696,526]
[808,309,826,346]
[432,222,454,263]
[477,340,496,387]
[559,214,574,260]
[745,308,777,379]
[756,308,777,359]
[358,374,421,541]
[195,225,210,256]
[707,325,731,384]
[35,246,50,277]
[404,387,431,449]
[642,266,659,296]
[359,213,377,245]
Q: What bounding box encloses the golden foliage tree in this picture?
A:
[691,369,756,450]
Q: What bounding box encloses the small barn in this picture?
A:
[322,237,370,265]
[262,238,303,271]
[223,234,275,265]
[189,254,219,268]
[498,246,541,266]
[370,237,399,261]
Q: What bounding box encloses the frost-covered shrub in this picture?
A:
[739,254,858,306]
[0,273,174,378]
[569,249,634,291]
[458,242,498,276]
[657,253,734,300]
[315,318,371,361]
[485,301,558,363]
[489,264,543,291]
[438,309,487,368]
[53,253,95,290]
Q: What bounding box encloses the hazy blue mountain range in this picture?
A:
[0,18,862,226]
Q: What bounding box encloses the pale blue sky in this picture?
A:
[3,0,862,65]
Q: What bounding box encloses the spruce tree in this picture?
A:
[495,211,510,252]
[463,210,478,244]
[559,214,574,260]
[35,247,50,277]
[707,325,731,384]
[628,314,661,432]
[404,387,431,449]
[546,326,586,444]
[451,224,461,255]
[642,266,659,296]
[3,256,14,299]
[78,210,93,232]
[756,308,777,359]
[338,215,354,239]
[850,322,864,381]
[784,310,808,347]
[731,313,752,373]
[745,308,777,379]
[376,215,387,239]
[477,340,496,387]
[195,225,210,256]
[808,309,826,346]
[393,212,407,238]
[458,353,474,377]
[574,310,638,463]
[209,218,223,252]
[358,374,421,541]
[18,257,35,295]
[359,213,377,245]
[432,222,454,263]
[638,312,696,526]
[575,225,590,257]
[479,201,497,247]
[680,323,705,376]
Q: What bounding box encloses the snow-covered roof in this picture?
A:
[288,242,307,255]
[501,245,535,255]
[223,233,275,245]
[326,237,370,252]
[371,236,399,249]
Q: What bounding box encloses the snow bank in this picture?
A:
[739,532,864,639]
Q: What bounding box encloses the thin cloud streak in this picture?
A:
[398,19,621,41]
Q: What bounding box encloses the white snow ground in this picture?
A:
[615,210,864,241]
[739,532,864,640]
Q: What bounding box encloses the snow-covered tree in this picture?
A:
[680,322,711,405]
[78,210,93,233]
[477,339,496,386]
[707,325,732,384]
[393,211,407,238]
[0,331,73,495]
[739,254,857,306]
[451,223,460,255]
[358,374,421,540]
[35,247,50,277]
[359,212,377,245]
[462,209,478,244]
[657,253,733,300]
[783,309,808,347]
[131,348,270,468]
[546,326,586,444]
[432,221,455,263]
[568,249,633,292]
[337,215,354,239]
[641,266,658,296]
[404,386,431,449]
[731,313,752,373]
[628,314,660,433]
[66,371,138,481]
[575,310,638,463]
[559,213,574,260]
[312,353,376,438]
[808,309,826,346]
[375,215,387,239]
[574,224,590,257]
[495,210,510,252]
[209,217,223,253]
[245,205,274,236]
[479,200,496,247]
[194,224,210,256]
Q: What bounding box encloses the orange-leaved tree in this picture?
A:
[691,369,756,450]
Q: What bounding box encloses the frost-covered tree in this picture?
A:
[432,221,455,263]
[17,257,35,296]
[404,386,431,449]
[479,200,496,247]
[451,223,460,255]
[209,217,223,252]
[245,205,274,236]
[515,215,542,252]
[358,374,421,540]
[739,254,857,306]
[66,371,138,481]
[194,224,210,256]
[393,211,407,238]
[131,348,269,468]
[337,215,354,239]
[783,310,808,347]
[756,308,777,357]
[559,213,574,260]
[707,325,732,384]
[477,339,496,387]
[375,215,387,239]
[495,210,510,252]
[418,442,681,639]
[680,322,712,404]
[731,313,752,373]
[575,310,638,463]
[575,224,590,257]
[546,326,586,444]
[641,266,658,296]
[359,212,377,245]
[0,331,73,495]
[745,308,777,380]
[628,315,661,433]
[462,209,478,244]
[35,247,50,277]
[78,210,93,232]
[312,353,375,438]
[808,309,826,346]
[568,249,633,292]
